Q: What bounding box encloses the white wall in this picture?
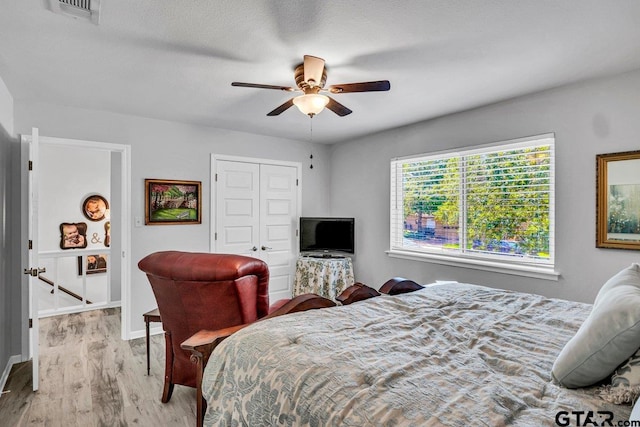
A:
[0,76,12,385]
[0,77,12,137]
[14,102,332,336]
[329,69,640,304]
[39,144,111,252]
[0,74,20,388]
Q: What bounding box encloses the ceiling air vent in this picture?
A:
[48,0,101,25]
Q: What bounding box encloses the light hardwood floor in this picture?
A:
[0,308,196,426]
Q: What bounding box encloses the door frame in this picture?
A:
[210,154,302,253]
[21,134,132,356]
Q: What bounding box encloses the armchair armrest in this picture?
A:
[181,324,248,367]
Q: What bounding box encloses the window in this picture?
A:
[390,134,555,276]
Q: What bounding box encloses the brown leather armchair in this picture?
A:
[138,250,281,402]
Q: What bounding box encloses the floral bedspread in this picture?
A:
[202,282,630,426]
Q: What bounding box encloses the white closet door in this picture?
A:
[215,161,260,255]
[214,158,299,302]
[259,164,297,302]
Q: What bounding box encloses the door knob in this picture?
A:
[24,267,46,277]
[251,246,258,251]
[261,246,272,251]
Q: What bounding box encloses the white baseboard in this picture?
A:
[0,355,23,397]
[37,301,121,318]
[128,325,163,341]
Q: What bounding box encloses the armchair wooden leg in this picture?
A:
[162,381,174,404]
[161,332,175,403]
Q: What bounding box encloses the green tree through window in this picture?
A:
[391,135,554,267]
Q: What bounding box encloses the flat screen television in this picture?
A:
[299,217,355,255]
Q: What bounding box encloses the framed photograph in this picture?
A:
[78,254,108,275]
[60,222,88,250]
[104,221,111,247]
[82,194,109,221]
[596,150,640,250]
[145,179,202,225]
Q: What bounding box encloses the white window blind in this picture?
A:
[390,134,555,270]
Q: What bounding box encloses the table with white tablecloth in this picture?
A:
[293,256,354,301]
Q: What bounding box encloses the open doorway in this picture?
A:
[21,130,131,392]
[37,143,118,315]
[21,132,131,391]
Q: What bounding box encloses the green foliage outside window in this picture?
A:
[400,144,552,261]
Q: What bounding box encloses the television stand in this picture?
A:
[306,253,346,259]
[294,255,354,301]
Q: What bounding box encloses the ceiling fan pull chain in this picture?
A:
[309,117,314,169]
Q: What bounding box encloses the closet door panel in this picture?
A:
[215,161,260,255]
[260,164,297,302]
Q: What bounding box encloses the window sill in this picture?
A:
[386,249,560,281]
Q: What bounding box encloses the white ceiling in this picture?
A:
[1,1,640,144]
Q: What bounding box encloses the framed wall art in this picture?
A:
[145,179,202,225]
[78,254,108,275]
[60,222,88,249]
[104,221,111,247]
[82,194,109,221]
[596,150,640,250]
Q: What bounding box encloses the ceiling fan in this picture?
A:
[231,55,390,117]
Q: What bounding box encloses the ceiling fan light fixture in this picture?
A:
[231,55,389,117]
[293,94,329,117]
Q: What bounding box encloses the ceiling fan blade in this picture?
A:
[303,55,325,87]
[267,99,295,116]
[328,80,391,93]
[325,97,352,117]
[232,82,294,91]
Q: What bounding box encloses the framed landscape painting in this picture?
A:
[145,179,202,225]
[596,150,640,250]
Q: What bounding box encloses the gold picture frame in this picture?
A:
[144,179,202,225]
[596,150,640,250]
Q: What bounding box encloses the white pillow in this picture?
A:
[552,263,640,388]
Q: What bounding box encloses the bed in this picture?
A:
[196,280,636,426]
